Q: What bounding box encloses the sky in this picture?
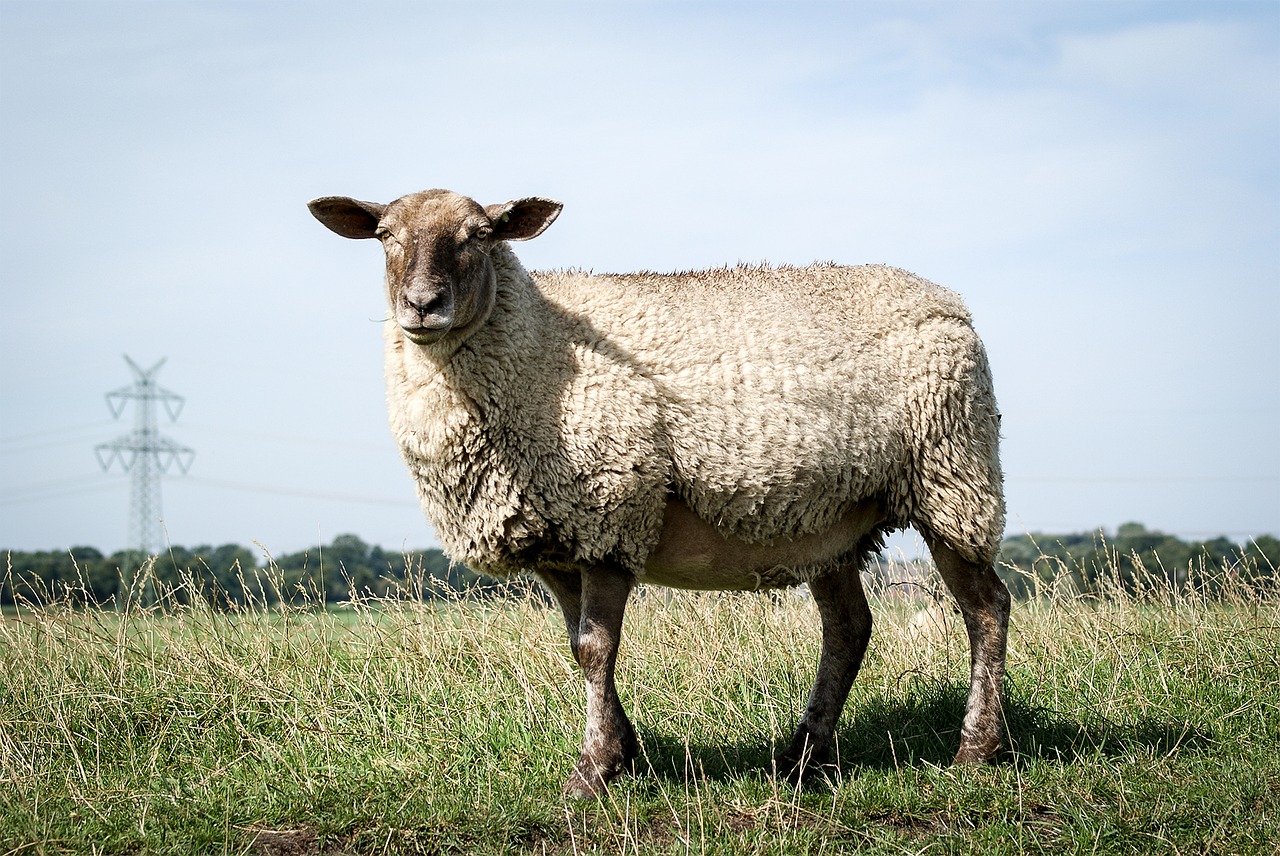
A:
[1,0,1277,560]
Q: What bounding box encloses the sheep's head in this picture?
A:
[308,189,562,346]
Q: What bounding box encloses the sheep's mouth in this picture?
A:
[401,324,451,345]
[397,306,454,345]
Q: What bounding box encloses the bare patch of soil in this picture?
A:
[247,826,325,856]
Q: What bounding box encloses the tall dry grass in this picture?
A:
[1,548,1276,854]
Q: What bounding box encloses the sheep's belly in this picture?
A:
[642,498,884,591]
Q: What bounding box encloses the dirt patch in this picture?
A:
[247,826,326,856]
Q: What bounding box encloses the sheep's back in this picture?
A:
[536,264,980,545]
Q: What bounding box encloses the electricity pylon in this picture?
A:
[96,356,195,603]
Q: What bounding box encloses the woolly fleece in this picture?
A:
[385,245,1004,580]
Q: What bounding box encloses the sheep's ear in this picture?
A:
[308,197,386,239]
[484,198,563,242]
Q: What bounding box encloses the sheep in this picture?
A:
[307,188,1011,798]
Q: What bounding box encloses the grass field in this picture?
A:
[1,557,1277,855]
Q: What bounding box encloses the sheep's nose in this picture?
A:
[402,280,452,317]
[406,291,448,317]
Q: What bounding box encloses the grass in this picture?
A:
[1,557,1277,855]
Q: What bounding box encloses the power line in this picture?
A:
[0,421,116,451]
[178,422,389,452]
[0,473,416,509]
[0,476,125,505]
[181,476,417,507]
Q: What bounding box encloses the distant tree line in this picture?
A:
[996,522,1278,598]
[4,524,1277,608]
[0,534,521,608]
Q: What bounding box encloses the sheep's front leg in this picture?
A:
[775,561,872,781]
[539,566,638,798]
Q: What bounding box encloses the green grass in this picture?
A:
[1,561,1277,855]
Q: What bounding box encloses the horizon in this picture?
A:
[5,520,1273,563]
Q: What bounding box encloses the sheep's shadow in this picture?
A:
[631,684,1214,787]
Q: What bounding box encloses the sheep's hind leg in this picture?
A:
[923,534,1011,764]
[538,569,584,652]
[540,566,638,798]
[775,560,872,782]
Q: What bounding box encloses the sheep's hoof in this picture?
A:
[772,733,831,785]
[952,731,998,762]
[563,739,639,800]
[952,739,1002,765]
[562,755,632,800]
[563,766,609,800]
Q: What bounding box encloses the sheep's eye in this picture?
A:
[474,226,492,241]
[374,226,391,240]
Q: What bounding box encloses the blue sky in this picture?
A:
[2,1,1277,558]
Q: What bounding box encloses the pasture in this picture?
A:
[1,556,1277,855]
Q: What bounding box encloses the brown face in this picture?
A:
[308,189,563,347]
[375,191,497,345]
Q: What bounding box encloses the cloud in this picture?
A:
[1056,18,1279,110]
